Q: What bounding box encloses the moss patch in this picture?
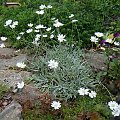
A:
[23,109,56,120]
[0,84,9,99]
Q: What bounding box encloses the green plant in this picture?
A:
[28,46,99,101]
[0,84,9,99]
[23,109,55,120]
[105,48,120,80]
[1,0,120,49]
[98,47,120,81]
[0,2,81,49]
[89,31,120,80]
[108,60,120,80]
[22,89,111,120]
[62,91,111,120]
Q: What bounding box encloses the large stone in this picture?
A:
[0,48,16,59]
[0,101,22,120]
[0,70,31,87]
[0,54,27,70]
[13,85,41,110]
[85,51,107,71]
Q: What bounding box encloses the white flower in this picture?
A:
[72,20,78,23]
[10,24,16,29]
[46,27,51,31]
[112,109,120,117]
[19,32,24,35]
[5,20,18,28]
[0,43,5,48]
[47,5,52,9]
[106,38,112,43]
[108,101,119,111]
[69,14,74,18]
[51,18,56,20]
[89,91,97,98]
[15,49,20,53]
[116,105,120,112]
[17,81,24,89]
[53,19,64,27]
[36,10,44,15]
[95,32,104,37]
[26,29,33,33]
[28,23,33,27]
[1,37,7,41]
[57,34,66,42]
[4,19,12,26]
[32,40,39,46]
[108,102,120,117]
[51,101,61,110]
[16,62,26,68]
[50,34,54,39]
[16,36,21,40]
[78,88,89,96]
[39,10,44,15]
[39,4,46,9]
[35,24,46,29]
[90,36,98,43]
[13,21,18,26]
[43,34,47,37]
[71,44,74,47]
[114,41,120,46]
[35,37,39,41]
[48,60,58,69]
[36,11,40,14]
[52,30,55,33]
[34,29,40,32]
[100,47,105,51]
[36,34,41,38]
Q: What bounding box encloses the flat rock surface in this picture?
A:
[13,85,41,110]
[13,85,41,100]
[0,47,31,120]
[0,54,27,70]
[0,70,31,87]
[85,51,107,71]
[0,101,22,120]
[0,48,16,59]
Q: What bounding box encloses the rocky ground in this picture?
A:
[0,47,41,120]
[0,47,107,120]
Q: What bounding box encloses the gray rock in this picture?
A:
[0,70,31,87]
[0,101,23,120]
[13,85,41,109]
[0,48,16,59]
[0,54,27,70]
[85,51,107,71]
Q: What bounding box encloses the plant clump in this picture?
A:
[28,46,99,101]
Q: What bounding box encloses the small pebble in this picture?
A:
[2,101,8,106]
[12,88,18,93]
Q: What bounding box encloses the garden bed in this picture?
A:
[0,0,120,120]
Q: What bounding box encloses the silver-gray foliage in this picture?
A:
[29,46,99,101]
